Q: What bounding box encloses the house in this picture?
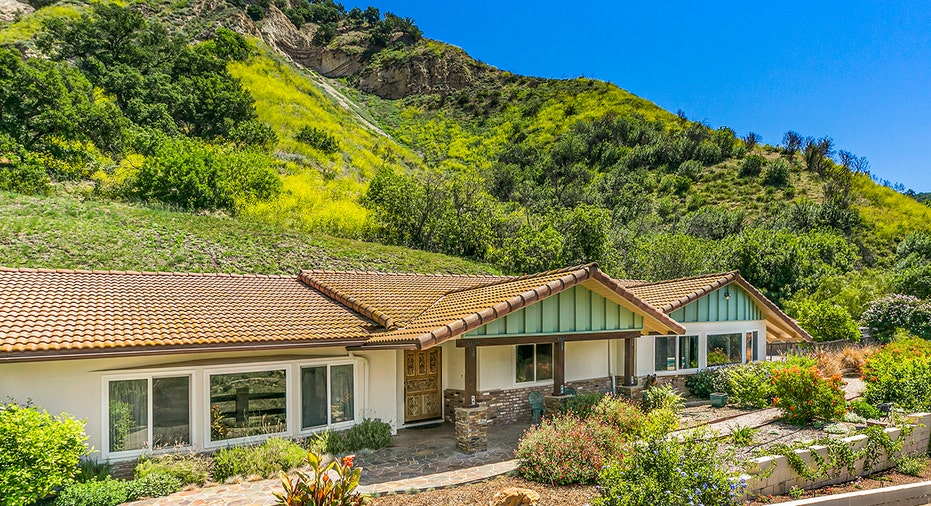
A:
[0,263,809,461]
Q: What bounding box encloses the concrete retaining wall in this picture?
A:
[779,480,931,506]
[746,413,931,497]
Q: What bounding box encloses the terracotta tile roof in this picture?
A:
[626,272,812,342]
[362,264,686,348]
[299,270,510,329]
[0,268,373,359]
[626,272,738,313]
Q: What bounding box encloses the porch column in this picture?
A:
[464,341,478,407]
[553,338,565,396]
[622,336,637,386]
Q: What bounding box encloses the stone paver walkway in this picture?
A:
[126,422,527,505]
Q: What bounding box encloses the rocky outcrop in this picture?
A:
[358,49,491,99]
[0,0,32,23]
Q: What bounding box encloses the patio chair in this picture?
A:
[563,386,577,396]
[528,390,545,424]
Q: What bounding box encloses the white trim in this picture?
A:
[512,343,555,388]
[648,321,768,375]
[203,364,291,449]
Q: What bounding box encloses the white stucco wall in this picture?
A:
[0,347,399,462]
[636,320,768,376]
[468,340,618,392]
[442,340,464,391]
[565,341,610,381]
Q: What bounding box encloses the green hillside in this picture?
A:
[0,192,497,274]
[3,0,931,338]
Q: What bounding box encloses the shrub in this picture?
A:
[771,366,846,425]
[212,437,308,483]
[515,412,623,485]
[728,424,757,446]
[728,362,775,408]
[839,346,870,376]
[794,299,860,342]
[275,453,370,506]
[685,367,733,398]
[863,338,931,412]
[337,418,393,452]
[657,174,691,196]
[125,471,183,500]
[861,294,920,342]
[296,125,341,154]
[896,455,927,477]
[762,158,791,187]
[641,384,684,414]
[739,155,765,177]
[815,350,844,378]
[0,402,88,506]
[135,452,210,486]
[77,459,112,483]
[53,478,128,506]
[246,5,265,20]
[848,399,880,420]
[676,159,702,181]
[595,427,744,506]
[0,134,51,194]
[562,392,605,418]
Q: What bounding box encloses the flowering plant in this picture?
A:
[772,366,845,425]
[274,452,370,506]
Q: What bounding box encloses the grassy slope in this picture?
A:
[0,192,498,274]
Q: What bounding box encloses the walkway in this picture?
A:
[127,422,527,505]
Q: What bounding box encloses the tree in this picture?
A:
[782,130,802,156]
[793,299,860,342]
[742,132,761,151]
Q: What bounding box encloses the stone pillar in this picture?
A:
[455,406,488,454]
[544,394,572,414]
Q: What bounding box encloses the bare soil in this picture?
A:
[371,474,597,506]
[748,463,931,504]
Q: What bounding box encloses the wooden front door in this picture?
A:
[404,348,442,423]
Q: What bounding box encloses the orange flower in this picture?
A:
[342,454,356,467]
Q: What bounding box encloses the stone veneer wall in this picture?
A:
[746,413,931,497]
[443,376,614,424]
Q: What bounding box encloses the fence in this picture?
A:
[767,337,881,358]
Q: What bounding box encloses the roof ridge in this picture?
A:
[298,272,398,330]
[299,268,507,279]
[439,263,599,296]
[625,271,737,288]
[0,266,297,279]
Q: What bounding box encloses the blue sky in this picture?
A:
[342,0,931,192]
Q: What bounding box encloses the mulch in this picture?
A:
[371,474,597,506]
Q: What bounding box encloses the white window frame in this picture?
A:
[296,358,360,435]
[204,364,291,448]
[651,324,765,374]
[653,334,700,375]
[513,343,555,386]
[101,369,195,461]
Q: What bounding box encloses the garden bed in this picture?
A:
[748,461,931,504]
[371,474,597,506]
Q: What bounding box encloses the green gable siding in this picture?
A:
[465,285,643,337]
[668,284,763,323]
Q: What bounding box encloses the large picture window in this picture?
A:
[707,333,743,367]
[209,369,287,441]
[516,343,553,383]
[108,375,190,453]
[654,335,699,372]
[301,363,355,430]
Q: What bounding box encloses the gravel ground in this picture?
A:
[371,475,597,506]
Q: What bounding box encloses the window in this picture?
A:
[209,369,287,442]
[654,335,699,372]
[745,332,755,363]
[679,335,699,369]
[301,364,355,430]
[108,375,190,453]
[707,333,743,366]
[516,343,553,383]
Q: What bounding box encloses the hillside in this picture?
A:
[3,0,931,333]
[0,191,498,274]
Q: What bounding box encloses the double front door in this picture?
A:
[403,348,441,423]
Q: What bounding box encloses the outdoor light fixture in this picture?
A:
[724,289,731,301]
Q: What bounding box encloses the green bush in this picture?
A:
[861,294,921,342]
[0,134,51,194]
[739,155,765,177]
[685,367,733,398]
[125,471,183,500]
[135,452,210,486]
[337,418,393,452]
[896,455,927,477]
[863,338,931,412]
[762,158,791,186]
[131,137,281,212]
[296,125,341,154]
[53,478,128,506]
[562,392,605,418]
[793,299,860,342]
[211,437,307,483]
[641,384,684,414]
[848,399,880,420]
[0,402,88,506]
[772,366,846,425]
[728,362,775,408]
[595,427,745,506]
[76,459,112,483]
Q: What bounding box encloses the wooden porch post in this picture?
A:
[553,339,565,396]
[622,336,637,386]
[464,341,478,407]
